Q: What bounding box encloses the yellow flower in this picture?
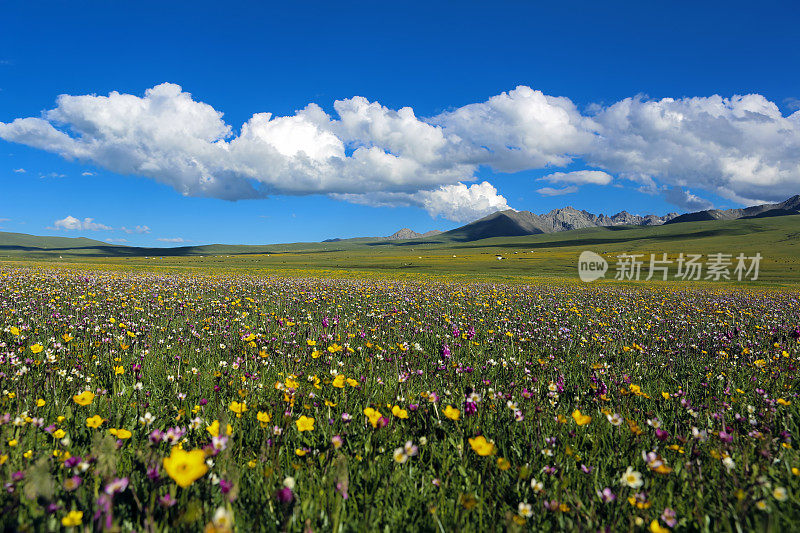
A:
[163,448,208,488]
[86,415,104,428]
[206,420,232,437]
[572,410,591,426]
[109,428,132,439]
[8,439,18,447]
[53,429,66,439]
[229,401,247,417]
[777,398,791,406]
[332,374,346,388]
[72,391,95,406]
[62,333,73,343]
[114,366,125,375]
[9,326,19,336]
[295,448,308,456]
[296,415,315,432]
[257,411,271,428]
[363,407,382,428]
[443,405,461,421]
[61,510,83,527]
[649,520,669,533]
[391,405,408,419]
[36,399,46,407]
[23,450,33,459]
[306,339,316,346]
[30,343,43,354]
[661,392,670,400]
[497,457,511,470]
[468,435,495,456]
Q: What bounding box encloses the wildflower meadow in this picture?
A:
[0,265,798,531]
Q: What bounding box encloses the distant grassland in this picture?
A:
[1,215,799,286]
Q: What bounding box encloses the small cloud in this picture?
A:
[50,215,112,231]
[106,238,129,244]
[12,168,25,173]
[121,225,151,234]
[783,97,800,111]
[157,237,189,243]
[662,188,714,211]
[540,170,614,186]
[536,185,579,196]
[39,172,66,178]
[81,171,95,176]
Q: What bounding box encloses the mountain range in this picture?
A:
[664,194,800,224]
[440,207,679,241]
[323,228,442,242]
[438,195,800,241]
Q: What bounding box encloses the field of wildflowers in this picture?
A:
[0,265,798,531]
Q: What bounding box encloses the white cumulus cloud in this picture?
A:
[2,83,800,220]
[335,181,511,222]
[51,215,112,231]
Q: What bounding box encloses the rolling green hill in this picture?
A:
[2,215,799,285]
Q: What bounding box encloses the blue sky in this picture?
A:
[1,1,799,245]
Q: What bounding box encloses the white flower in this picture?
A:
[283,477,295,490]
[531,479,544,493]
[393,448,408,464]
[620,467,643,489]
[518,502,533,518]
[722,456,735,471]
[606,413,623,426]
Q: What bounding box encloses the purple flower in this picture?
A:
[661,508,677,527]
[597,487,616,503]
[104,477,129,495]
[63,476,82,491]
[655,428,670,441]
[149,429,164,444]
[275,487,294,504]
